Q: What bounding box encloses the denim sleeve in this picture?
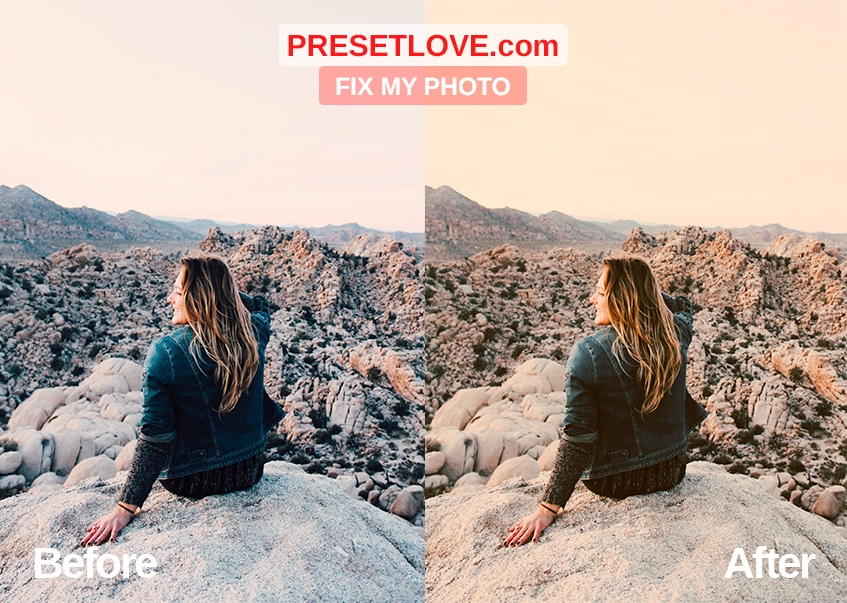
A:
[662,293,693,343]
[239,292,270,321]
[239,292,271,346]
[561,338,600,444]
[137,338,178,444]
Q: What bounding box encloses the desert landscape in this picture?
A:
[424,187,847,598]
[0,189,428,520]
[0,176,430,599]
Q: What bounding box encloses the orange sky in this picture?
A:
[425,1,847,233]
[1,3,844,233]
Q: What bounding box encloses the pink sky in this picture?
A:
[1,3,844,233]
[0,1,424,232]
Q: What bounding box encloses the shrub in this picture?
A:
[816,400,832,417]
[731,408,748,429]
[736,429,753,445]
[799,419,822,435]
[425,440,441,452]
[788,457,805,474]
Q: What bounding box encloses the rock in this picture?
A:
[473,430,510,476]
[425,462,847,602]
[0,462,424,601]
[335,475,358,498]
[29,472,65,494]
[79,358,144,396]
[452,473,488,495]
[0,474,26,496]
[64,456,118,488]
[390,490,420,519]
[378,485,402,512]
[802,486,824,511]
[49,429,84,475]
[100,393,142,422]
[0,451,22,475]
[425,474,449,495]
[31,472,64,488]
[502,359,566,396]
[537,440,560,471]
[429,428,477,483]
[115,439,137,471]
[829,485,847,506]
[812,490,844,520]
[431,388,492,430]
[8,387,68,430]
[425,451,445,475]
[757,475,781,499]
[487,456,540,488]
[10,429,54,483]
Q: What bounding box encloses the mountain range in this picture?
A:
[425,185,847,261]
[0,185,423,260]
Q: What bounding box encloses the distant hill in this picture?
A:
[425,185,847,261]
[0,185,201,259]
[0,185,424,261]
[170,218,258,235]
[425,185,626,260]
[308,223,424,250]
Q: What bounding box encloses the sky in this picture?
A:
[425,1,847,234]
[0,1,424,232]
[2,3,845,234]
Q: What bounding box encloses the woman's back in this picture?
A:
[562,294,693,480]
[139,292,271,479]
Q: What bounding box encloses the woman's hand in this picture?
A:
[504,505,558,547]
[82,505,135,546]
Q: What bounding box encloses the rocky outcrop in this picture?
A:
[0,461,423,602]
[425,462,847,602]
[425,227,847,511]
[1,226,424,513]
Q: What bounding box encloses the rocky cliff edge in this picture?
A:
[425,462,847,602]
[0,462,424,602]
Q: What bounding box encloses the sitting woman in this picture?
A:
[83,254,284,545]
[505,255,706,546]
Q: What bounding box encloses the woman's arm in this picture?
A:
[82,338,177,545]
[81,439,171,546]
[504,439,593,546]
[505,339,599,546]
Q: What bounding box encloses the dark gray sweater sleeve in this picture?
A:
[541,439,594,509]
[118,439,172,508]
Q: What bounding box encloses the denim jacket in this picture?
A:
[561,294,701,479]
[137,293,284,479]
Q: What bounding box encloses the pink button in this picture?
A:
[319,67,526,105]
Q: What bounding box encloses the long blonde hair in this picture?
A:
[602,256,681,414]
[179,255,259,413]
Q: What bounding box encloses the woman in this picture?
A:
[83,254,284,545]
[505,255,706,546]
